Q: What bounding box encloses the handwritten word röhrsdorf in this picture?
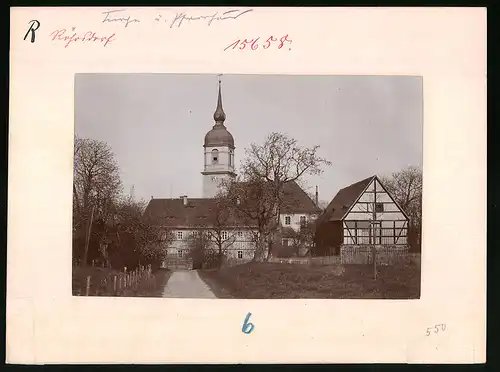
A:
[49,28,116,48]
[102,9,140,28]
[224,35,292,51]
[166,9,253,28]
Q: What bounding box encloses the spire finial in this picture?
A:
[213,74,226,125]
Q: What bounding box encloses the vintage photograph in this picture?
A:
[72,74,422,299]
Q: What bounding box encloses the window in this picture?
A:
[300,216,307,226]
[191,231,199,238]
[237,231,243,238]
[375,203,384,212]
[177,250,183,258]
[356,221,370,245]
[237,250,243,259]
[229,150,234,166]
[212,149,219,164]
[282,239,289,247]
[177,231,183,240]
[284,216,291,225]
[221,231,228,240]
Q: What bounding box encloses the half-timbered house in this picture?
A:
[315,175,409,256]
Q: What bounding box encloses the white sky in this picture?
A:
[75,74,422,204]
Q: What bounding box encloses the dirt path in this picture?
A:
[162,270,217,298]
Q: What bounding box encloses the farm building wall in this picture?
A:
[314,220,343,256]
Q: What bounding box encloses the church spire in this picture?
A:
[213,76,226,125]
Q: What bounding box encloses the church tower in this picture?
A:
[202,77,236,198]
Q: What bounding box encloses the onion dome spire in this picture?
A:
[213,77,226,125]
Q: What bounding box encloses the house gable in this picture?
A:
[343,177,408,221]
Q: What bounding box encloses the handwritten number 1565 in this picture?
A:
[224,35,291,51]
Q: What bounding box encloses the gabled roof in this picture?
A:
[144,198,249,228]
[316,176,375,223]
[144,180,321,228]
[281,181,323,214]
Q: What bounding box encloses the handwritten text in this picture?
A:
[102,9,140,28]
[242,312,255,334]
[24,20,40,43]
[426,324,446,336]
[49,27,116,48]
[166,9,253,28]
[224,35,292,51]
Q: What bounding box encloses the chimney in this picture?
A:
[315,186,319,206]
[182,195,188,206]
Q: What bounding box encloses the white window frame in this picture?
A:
[237,250,243,259]
[177,250,183,258]
[177,231,183,240]
[284,216,291,225]
[221,231,228,240]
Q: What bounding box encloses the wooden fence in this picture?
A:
[267,256,342,265]
[268,250,419,267]
[162,257,193,270]
[340,245,411,265]
[73,264,156,296]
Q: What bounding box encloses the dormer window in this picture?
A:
[212,149,219,164]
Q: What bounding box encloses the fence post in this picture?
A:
[113,276,117,293]
[85,276,91,296]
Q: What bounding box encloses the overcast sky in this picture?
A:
[74,74,422,204]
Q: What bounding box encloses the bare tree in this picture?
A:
[242,132,330,212]
[225,132,330,261]
[222,175,278,262]
[114,191,174,269]
[205,193,238,267]
[74,137,122,219]
[381,166,423,252]
[186,230,213,269]
[73,136,123,265]
[283,220,317,257]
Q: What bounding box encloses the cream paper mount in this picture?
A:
[8,7,486,364]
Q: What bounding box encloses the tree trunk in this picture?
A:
[83,204,95,266]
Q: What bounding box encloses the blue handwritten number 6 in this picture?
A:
[242,312,255,334]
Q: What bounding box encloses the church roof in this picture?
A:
[204,125,235,148]
[144,181,322,228]
[204,78,234,148]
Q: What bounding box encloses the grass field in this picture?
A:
[198,262,421,299]
[72,266,172,297]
